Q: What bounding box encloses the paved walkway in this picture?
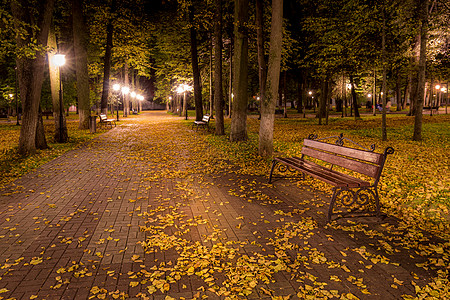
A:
[0,111,446,300]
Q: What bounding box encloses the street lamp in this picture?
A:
[177,84,192,120]
[113,83,121,121]
[52,54,66,143]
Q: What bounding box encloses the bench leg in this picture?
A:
[268,160,278,184]
[374,188,381,218]
[328,188,339,222]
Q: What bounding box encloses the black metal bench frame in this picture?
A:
[268,133,394,222]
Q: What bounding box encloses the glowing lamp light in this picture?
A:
[131,91,136,98]
[121,86,130,94]
[435,85,441,90]
[368,93,372,98]
[308,91,312,95]
[113,84,121,91]
[52,54,66,67]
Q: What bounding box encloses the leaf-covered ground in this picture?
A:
[0,111,448,299]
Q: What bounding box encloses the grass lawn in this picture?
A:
[204,112,450,240]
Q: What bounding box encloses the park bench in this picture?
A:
[192,115,210,131]
[98,113,116,128]
[0,114,10,122]
[268,133,394,222]
[42,111,53,119]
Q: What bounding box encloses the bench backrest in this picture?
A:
[301,139,386,179]
[202,115,210,122]
[99,114,107,121]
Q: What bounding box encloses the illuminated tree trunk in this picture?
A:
[124,61,129,117]
[413,0,428,141]
[100,0,116,115]
[258,0,283,157]
[72,0,90,129]
[214,0,225,135]
[256,0,266,115]
[381,6,387,141]
[188,5,203,121]
[230,0,249,141]
[12,0,54,155]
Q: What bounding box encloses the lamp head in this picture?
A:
[53,54,66,67]
[122,86,130,94]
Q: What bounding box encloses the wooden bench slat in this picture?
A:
[283,157,370,186]
[276,157,369,187]
[301,146,381,178]
[303,139,383,164]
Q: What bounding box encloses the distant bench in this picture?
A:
[192,115,210,131]
[0,114,10,121]
[268,133,394,222]
[42,111,53,119]
[99,114,116,128]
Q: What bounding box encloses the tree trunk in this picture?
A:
[100,0,116,115]
[297,77,303,113]
[256,0,267,113]
[230,0,249,141]
[12,0,54,155]
[36,107,48,149]
[413,0,428,141]
[124,61,129,117]
[349,75,360,118]
[72,0,90,129]
[381,7,387,141]
[214,0,224,135]
[317,77,327,124]
[396,73,402,111]
[188,5,203,121]
[258,0,283,157]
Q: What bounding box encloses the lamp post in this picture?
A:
[121,86,130,117]
[52,54,66,143]
[113,83,121,121]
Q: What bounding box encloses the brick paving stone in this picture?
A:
[0,111,446,299]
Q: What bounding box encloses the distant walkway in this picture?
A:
[0,111,444,299]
